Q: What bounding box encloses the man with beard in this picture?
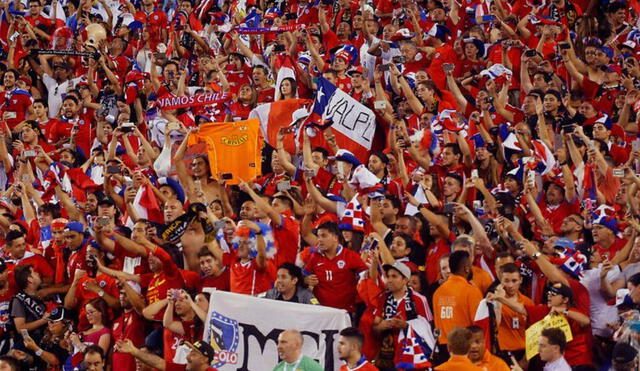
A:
[48,95,93,155]
[0,69,33,129]
[337,327,378,370]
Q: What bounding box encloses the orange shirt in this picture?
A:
[471,266,493,295]
[433,275,483,344]
[186,118,263,185]
[498,291,534,351]
[434,355,483,371]
[474,350,510,371]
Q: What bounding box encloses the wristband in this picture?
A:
[35,349,43,357]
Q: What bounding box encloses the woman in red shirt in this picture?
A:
[226,84,257,122]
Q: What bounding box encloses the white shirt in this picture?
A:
[580,266,620,337]
[543,356,572,371]
[42,74,83,118]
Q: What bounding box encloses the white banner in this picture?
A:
[203,291,351,371]
[324,87,376,150]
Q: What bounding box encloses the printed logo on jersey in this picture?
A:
[221,134,249,146]
[209,311,240,368]
[337,260,345,269]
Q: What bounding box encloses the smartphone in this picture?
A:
[473,200,482,211]
[96,216,110,226]
[379,64,391,72]
[554,133,564,151]
[107,165,121,174]
[525,49,537,57]
[374,100,387,110]
[153,52,165,59]
[20,329,31,340]
[471,169,478,178]
[273,44,286,52]
[277,180,291,192]
[632,139,640,151]
[442,63,455,72]
[4,111,16,119]
[125,179,133,188]
[613,168,625,177]
[285,13,296,20]
[527,170,535,185]
[304,168,316,178]
[559,42,571,50]
[23,150,36,157]
[221,173,233,180]
[8,32,19,44]
[392,55,406,64]
[120,122,135,133]
[213,220,226,230]
[443,202,455,214]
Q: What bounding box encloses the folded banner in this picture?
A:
[234,25,299,34]
[203,291,351,370]
[186,119,263,185]
[305,77,377,162]
[157,92,230,110]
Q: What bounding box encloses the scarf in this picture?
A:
[376,288,418,368]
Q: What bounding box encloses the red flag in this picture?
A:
[133,184,164,224]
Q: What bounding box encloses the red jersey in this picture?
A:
[304,246,367,312]
[75,274,119,331]
[135,9,168,43]
[164,317,201,363]
[48,115,94,156]
[257,87,275,103]
[112,310,146,371]
[225,254,276,296]
[537,197,581,235]
[339,358,379,371]
[0,89,32,129]
[140,247,185,306]
[593,237,627,261]
[272,212,301,267]
[425,232,455,283]
[197,268,230,292]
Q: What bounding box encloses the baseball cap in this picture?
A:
[184,340,216,362]
[547,282,572,299]
[553,237,575,251]
[157,177,186,204]
[612,342,638,364]
[332,149,361,166]
[48,306,69,322]
[383,261,411,279]
[347,66,365,77]
[65,221,84,234]
[98,197,115,207]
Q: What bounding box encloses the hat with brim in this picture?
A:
[547,282,572,299]
[383,261,411,279]
[184,340,216,363]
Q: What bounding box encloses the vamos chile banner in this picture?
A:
[203,291,351,370]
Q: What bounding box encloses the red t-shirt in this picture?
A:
[304,246,367,312]
[226,254,276,296]
[197,268,230,292]
[163,317,201,363]
[0,89,32,129]
[75,274,119,331]
[593,237,627,261]
[111,310,146,371]
[140,247,185,307]
[272,213,300,267]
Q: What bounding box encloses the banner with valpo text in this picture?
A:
[203,291,351,370]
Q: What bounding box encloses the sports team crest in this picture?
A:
[209,311,240,368]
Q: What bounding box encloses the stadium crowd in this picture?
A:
[1,0,640,369]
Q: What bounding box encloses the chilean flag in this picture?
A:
[131,183,164,224]
[274,55,297,101]
[249,98,311,153]
[531,140,556,175]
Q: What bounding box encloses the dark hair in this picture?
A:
[83,344,105,361]
[278,263,305,288]
[312,147,329,159]
[541,328,567,353]
[370,152,389,164]
[534,71,553,83]
[5,230,24,246]
[14,264,33,292]
[445,172,464,187]
[33,98,48,108]
[467,325,484,336]
[629,272,640,286]
[3,69,19,80]
[62,95,79,105]
[444,142,462,157]
[279,77,297,97]
[449,250,470,275]
[339,326,365,348]
[86,298,109,326]
[38,203,61,218]
[197,246,214,259]
[392,233,413,250]
[316,221,340,237]
[499,263,520,275]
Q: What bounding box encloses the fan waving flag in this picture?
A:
[304,77,377,162]
[249,98,311,153]
[131,183,164,224]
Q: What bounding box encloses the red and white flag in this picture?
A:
[249,98,311,153]
[131,183,164,224]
